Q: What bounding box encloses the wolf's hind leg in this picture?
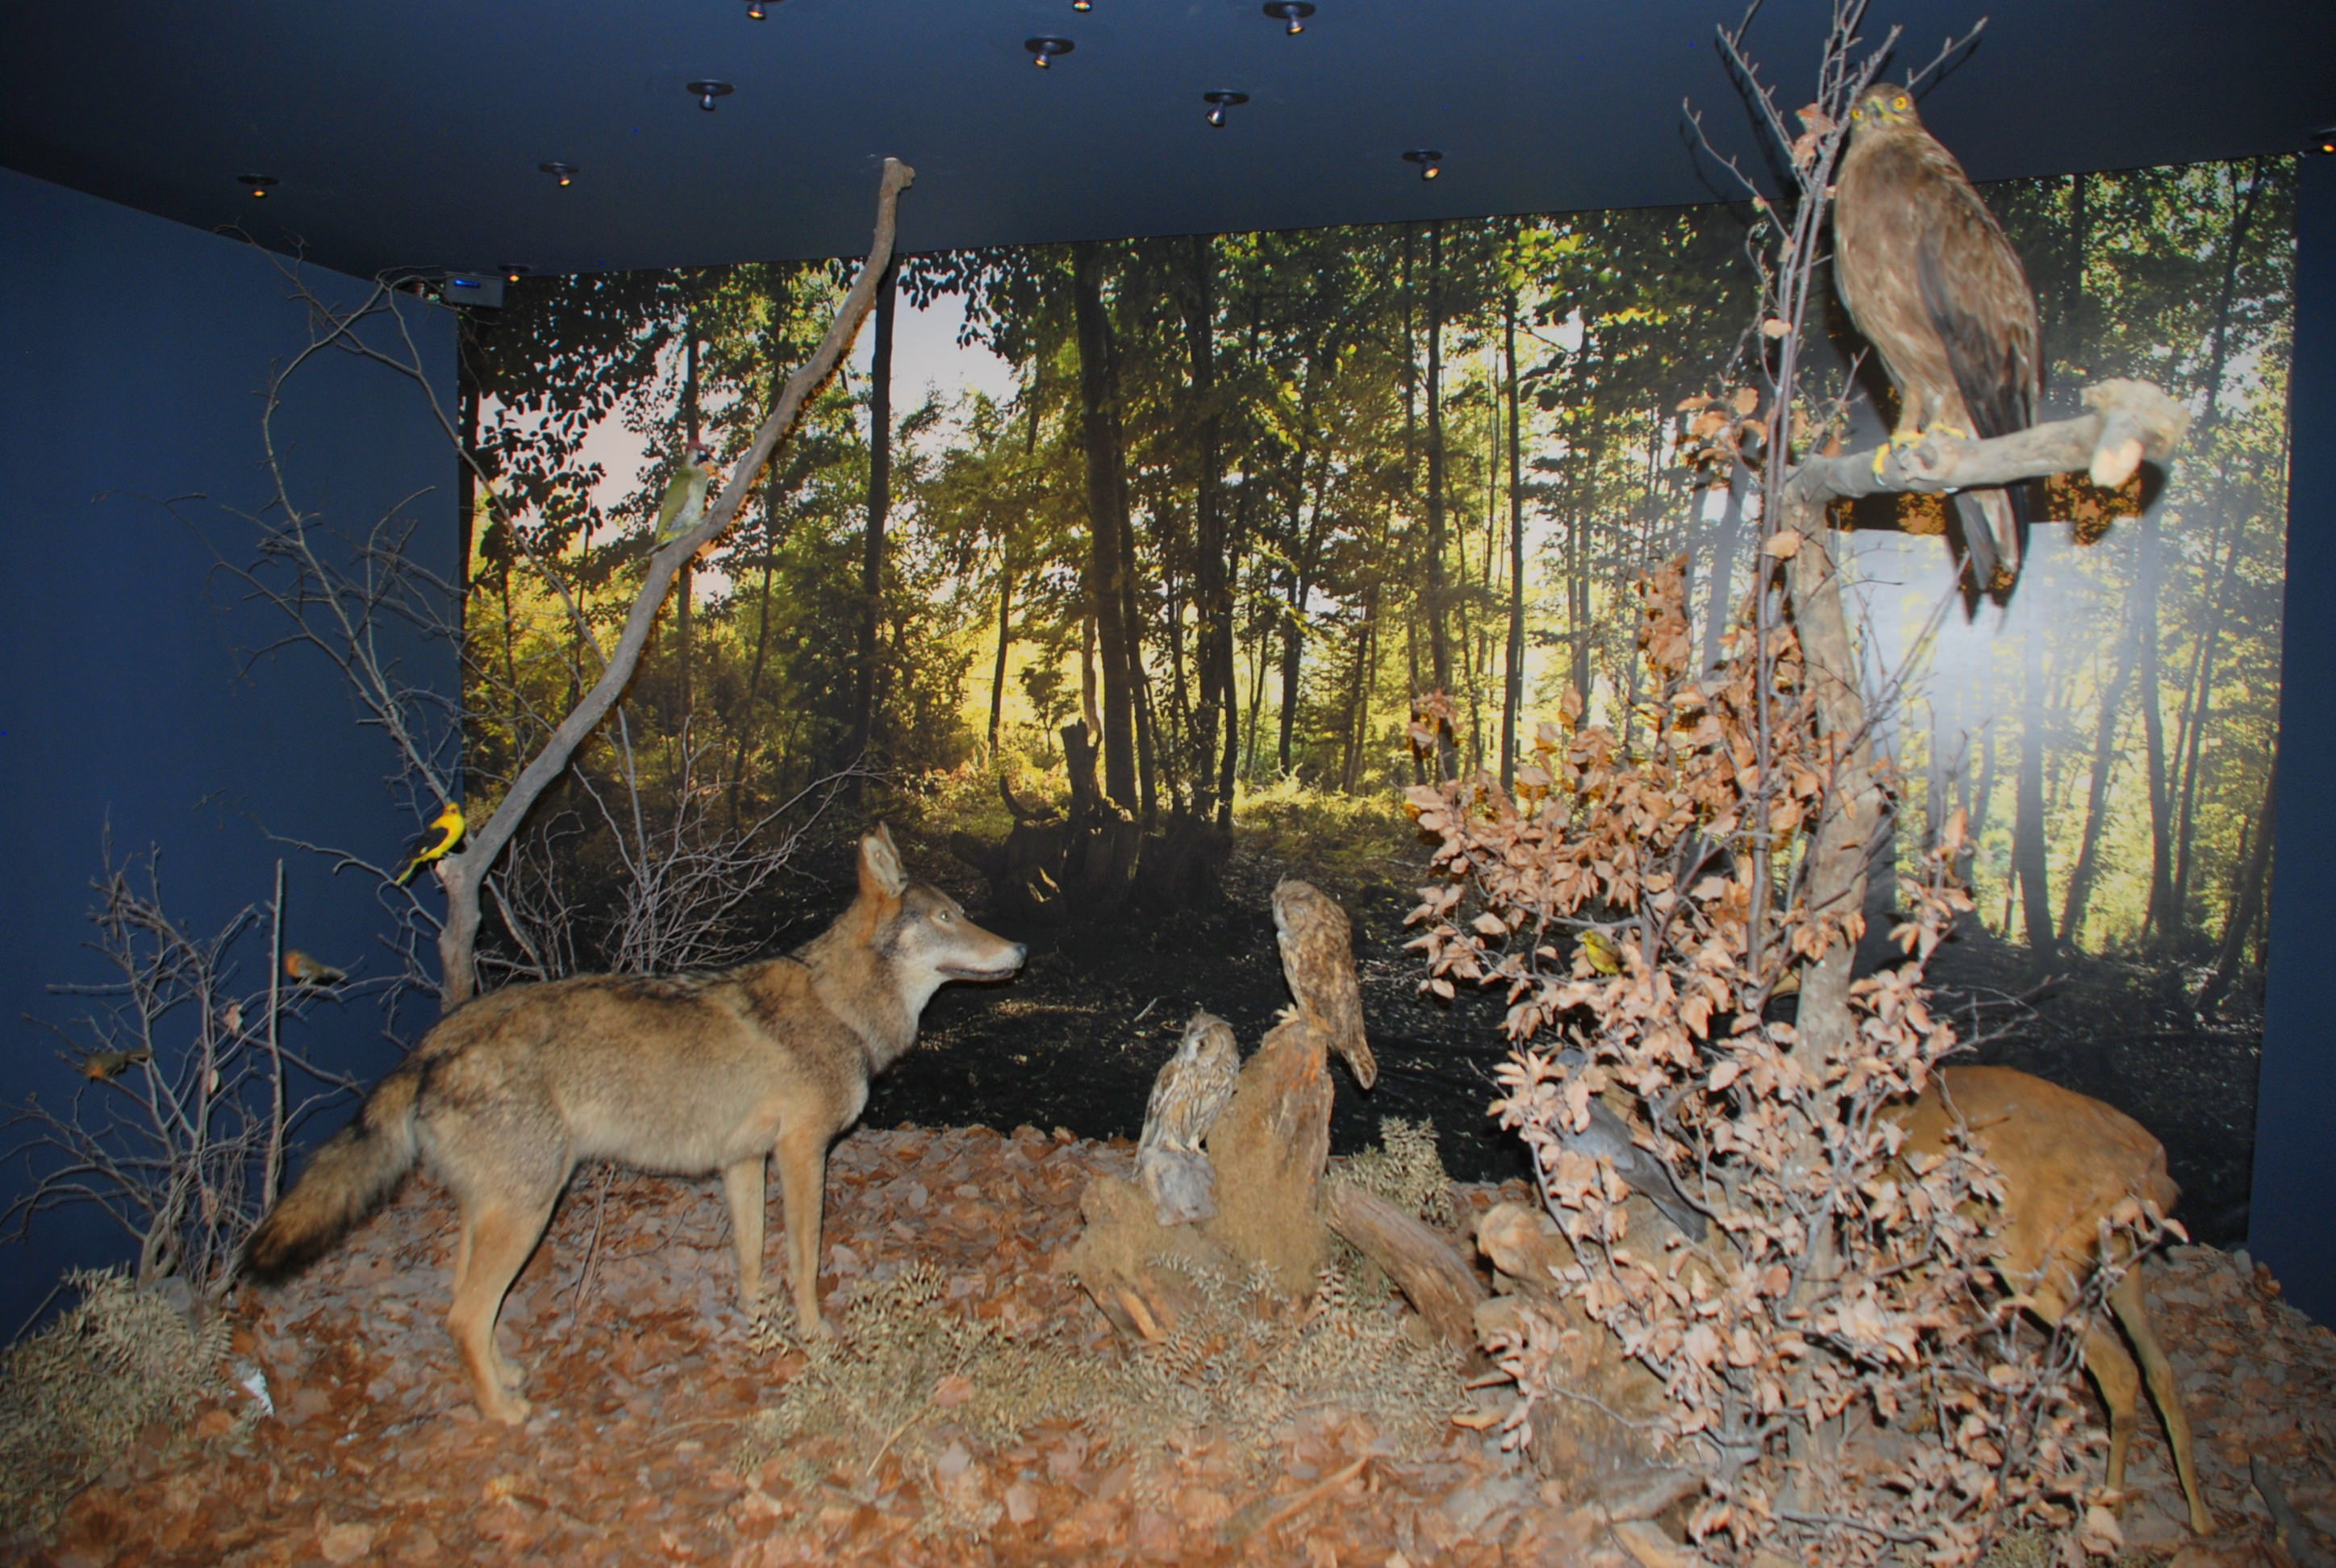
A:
[774,1125,832,1337]
[447,1195,555,1424]
[721,1155,769,1304]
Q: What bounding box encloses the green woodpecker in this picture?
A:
[654,444,715,544]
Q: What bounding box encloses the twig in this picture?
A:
[1220,1453,1372,1545]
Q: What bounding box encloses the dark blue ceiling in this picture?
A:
[5,0,2332,278]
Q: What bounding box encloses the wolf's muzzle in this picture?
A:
[943,943,1027,980]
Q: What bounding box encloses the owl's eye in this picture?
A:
[1892,95,1908,110]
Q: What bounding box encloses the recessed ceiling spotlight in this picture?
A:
[744,0,769,16]
[538,161,579,186]
[2316,125,2336,155]
[1024,36,1074,68]
[686,79,735,111]
[1203,91,1249,128]
[1070,0,1092,10]
[501,265,532,282]
[1262,2,1315,35]
[1403,148,1443,181]
[237,174,279,198]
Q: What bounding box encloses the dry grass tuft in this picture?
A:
[1333,1116,1457,1228]
[0,1270,229,1541]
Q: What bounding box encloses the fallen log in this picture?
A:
[1323,1180,1486,1352]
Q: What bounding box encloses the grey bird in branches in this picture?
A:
[1539,1050,1707,1241]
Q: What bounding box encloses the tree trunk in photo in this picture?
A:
[1278,567,1306,774]
[987,553,1015,757]
[2057,607,2137,946]
[2138,512,2175,940]
[1502,290,1526,790]
[2199,751,2276,1014]
[1072,241,1141,813]
[1125,504,1160,828]
[1700,457,1750,674]
[1424,223,1454,780]
[1185,236,1234,829]
[852,257,897,771]
[2015,619,2055,957]
[1277,436,1333,776]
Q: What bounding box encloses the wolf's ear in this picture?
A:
[860,824,908,900]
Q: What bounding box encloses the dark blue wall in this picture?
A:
[0,168,457,1338]
[2257,153,2336,1327]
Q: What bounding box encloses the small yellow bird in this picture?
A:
[1579,928,1625,976]
[394,803,465,886]
[81,1048,153,1082]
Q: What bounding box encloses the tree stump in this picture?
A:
[1196,1013,1334,1294]
[951,721,1143,925]
[1068,879,1374,1331]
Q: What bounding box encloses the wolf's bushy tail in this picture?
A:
[242,1061,423,1282]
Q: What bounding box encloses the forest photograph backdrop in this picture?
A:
[451,153,2292,1236]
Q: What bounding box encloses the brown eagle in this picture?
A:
[1835,83,2041,603]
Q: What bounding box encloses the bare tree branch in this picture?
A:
[430,158,916,1003]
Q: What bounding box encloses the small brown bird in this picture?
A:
[80,1048,152,1082]
[283,950,347,987]
[1270,879,1377,1091]
[1137,1010,1242,1225]
[1834,83,2041,603]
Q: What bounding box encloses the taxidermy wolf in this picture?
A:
[243,825,1026,1424]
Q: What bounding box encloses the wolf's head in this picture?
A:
[853,824,1027,1012]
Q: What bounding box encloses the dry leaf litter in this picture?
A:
[13,1124,2333,1567]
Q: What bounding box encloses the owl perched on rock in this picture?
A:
[1271,879,1378,1091]
[1137,1011,1241,1224]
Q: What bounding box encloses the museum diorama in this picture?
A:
[3,1,2334,1563]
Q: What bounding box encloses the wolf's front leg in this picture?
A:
[721,1155,769,1304]
[774,1126,832,1337]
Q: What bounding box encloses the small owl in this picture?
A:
[1271,879,1378,1091]
[1138,1011,1241,1224]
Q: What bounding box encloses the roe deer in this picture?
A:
[1894,1065,2209,1535]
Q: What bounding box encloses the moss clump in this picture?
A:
[0,1269,229,1541]
[1099,1257,1461,1470]
[1334,1117,1456,1228]
[739,1253,1463,1511]
[738,1261,1110,1502]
